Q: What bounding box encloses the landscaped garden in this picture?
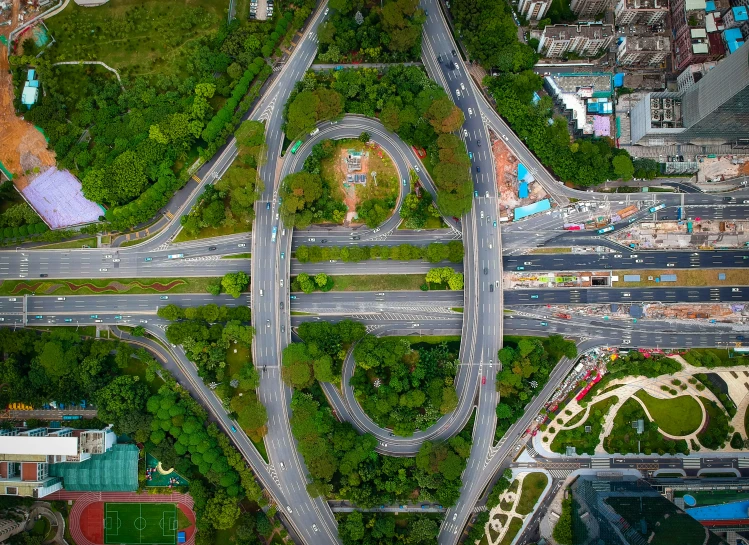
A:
[634,390,702,436]
[351,335,461,436]
[603,398,689,456]
[697,396,731,450]
[551,397,618,455]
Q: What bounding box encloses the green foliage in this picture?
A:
[318,0,425,63]
[352,337,460,433]
[157,304,251,323]
[291,272,334,293]
[451,0,537,72]
[296,242,463,264]
[425,267,464,290]
[694,373,736,417]
[582,351,682,402]
[486,72,634,187]
[604,398,689,456]
[552,397,618,455]
[338,512,440,544]
[285,89,343,139]
[553,498,573,545]
[221,271,250,298]
[697,396,730,450]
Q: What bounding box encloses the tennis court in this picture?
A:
[104,503,177,544]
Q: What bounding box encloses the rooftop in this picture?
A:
[620,0,668,8]
[622,36,671,50]
[542,22,615,41]
[0,436,79,457]
[731,6,748,21]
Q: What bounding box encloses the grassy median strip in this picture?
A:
[120,233,157,247]
[529,247,571,254]
[0,277,223,296]
[36,237,98,249]
[319,274,426,291]
[221,253,251,259]
[613,269,749,287]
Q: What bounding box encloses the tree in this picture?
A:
[553,498,574,545]
[203,490,241,530]
[132,325,146,337]
[95,376,150,423]
[612,155,634,181]
[359,131,370,143]
[221,272,249,298]
[158,305,185,321]
[411,517,439,543]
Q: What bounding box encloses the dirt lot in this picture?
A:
[323,140,398,224]
[0,2,56,187]
[489,128,548,219]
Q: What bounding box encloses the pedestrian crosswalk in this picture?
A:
[738,458,749,468]
[683,458,702,468]
[591,458,611,469]
[547,468,573,479]
[525,444,539,458]
[472,506,487,513]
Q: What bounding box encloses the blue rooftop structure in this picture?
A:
[514,199,551,220]
[517,163,535,183]
[660,274,677,282]
[705,0,716,10]
[724,28,745,53]
[687,500,749,521]
[731,5,748,20]
[614,73,624,87]
[532,92,541,105]
[27,69,36,81]
[518,181,529,199]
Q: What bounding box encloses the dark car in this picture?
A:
[489,284,494,292]
[476,166,480,173]
[266,202,271,209]
[724,196,734,202]
[321,239,328,243]
[280,302,284,310]
[737,335,746,341]
[352,235,361,240]
[208,246,217,251]
[477,139,481,147]
[40,274,48,277]
[484,267,488,275]
[452,49,456,56]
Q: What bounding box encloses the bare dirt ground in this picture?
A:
[0,0,56,187]
[489,128,519,217]
[332,145,371,221]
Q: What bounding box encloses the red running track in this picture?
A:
[47,491,196,545]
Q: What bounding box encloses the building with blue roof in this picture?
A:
[704,0,715,10]
[21,69,38,108]
[723,28,745,54]
[513,199,551,220]
[518,181,529,199]
[724,5,748,28]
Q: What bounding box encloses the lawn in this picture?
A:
[603,398,689,456]
[321,139,399,221]
[104,503,176,545]
[530,247,571,254]
[226,345,251,378]
[397,216,446,229]
[45,0,228,78]
[683,348,746,368]
[551,397,618,455]
[0,277,224,296]
[222,253,251,259]
[316,274,426,291]
[674,490,749,507]
[120,234,157,247]
[499,517,523,545]
[613,269,749,287]
[37,237,98,249]
[634,390,702,436]
[698,396,730,450]
[122,357,165,394]
[515,473,548,515]
[173,222,251,243]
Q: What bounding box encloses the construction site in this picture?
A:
[0,0,57,188]
[612,219,749,250]
[544,303,749,325]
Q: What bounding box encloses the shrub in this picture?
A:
[731,432,745,449]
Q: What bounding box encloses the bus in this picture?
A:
[597,225,615,234]
[62,415,82,421]
[290,140,303,154]
[271,226,277,242]
[167,253,184,259]
[648,203,666,213]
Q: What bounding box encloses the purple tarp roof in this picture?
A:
[21,168,103,229]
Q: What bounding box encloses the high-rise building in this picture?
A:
[676,61,718,91]
[569,476,728,545]
[630,41,749,145]
[617,36,671,65]
[537,23,615,58]
[570,0,611,19]
[614,0,669,25]
[518,0,551,21]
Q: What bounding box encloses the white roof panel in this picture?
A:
[0,436,78,456]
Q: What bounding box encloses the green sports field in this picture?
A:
[104,503,177,544]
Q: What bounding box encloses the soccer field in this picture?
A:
[103,503,177,545]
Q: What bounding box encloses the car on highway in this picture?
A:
[290,295,296,299]
[476,166,480,173]
[460,83,465,90]
[8,298,16,302]
[531,295,539,299]
[414,165,420,172]
[259,289,264,297]
[238,243,247,247]
[266,319,270,327]
[64,318,73,322]
[90,315,98,319]
[489,284,494,292]
[463,129,468,137]
[280,462,285,470]
[266,202,271,210]
[468,152,473,159]
[144,257,152,262]
[115,315,122,319]
[104,254,112,258]
[484,267,488,275]
[737,335,745,341]
[112,259,120,263]
[517,266,524,270]
[502,135,509,141]
[468,108,473,116]
[312,524,318,532]
[280,252,285,259]
[40,273,48,277]
[540,322,548,326]
[474,190,479,197]
[286,506,293,514]
[230,425,237,433]
[481,376,486,385]
[666,263,675,267]
[99,269,107,272]
[34,315,43,319]
[622,339,631,344]
[281,325,285,333]
[280,279,284,287]
[493,220,497,227]
[57,297,66,301]
[622,292,631,297]
[477,139,481,146]
[614,254,622,258]
[452,49,457,56]
[635,259,643,263]
[480,211,484,219]
[733,288,741,292]
[160,296,169,300]
[453,62,459,69]
[455,89,461,98]
[403,179,407,186]
[208,246,216,251]
[352,235,361,240]
[280,302,284,310]
[523,261,532,265]
[321,239,327,243]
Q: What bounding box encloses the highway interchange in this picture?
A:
[1,0,748,543]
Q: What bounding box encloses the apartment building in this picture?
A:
[570,0,611,19]
[672,0,726,69]
[614,0,669,24]
[617,35,671,64]
[676,60,718,90]
[538,23,615,57]
[518,0,551,21]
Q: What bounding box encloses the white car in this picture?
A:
[104,254,112,258]
[463,129,468,137]
[666,263,675,267]
[453,514,458,521]
[623,292,631,297]
[312,524,319,532]
[280,461,285,470]
[309,238,315,242]
[324,7,328,14]
[460,82,465,90]
[523,261,532,265]
[732,288,740,292]
[8,298,16,302]
[468,108,474,116]
[280,279,284,287]
[454,62,459,69]
[414,165,420,172]
[112,259,121,262]
[502,135,509,141]
[238,243,247,247]
[485,191,489,198]
[286,506,293,514]
[631,254,638,258]
[480,211,484,219]
[380,442,388,447]
[456,89,461,97]
[622,339,631,344]
[614,254,622,258]
[635,259,643,263]
[99,268,108,272]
